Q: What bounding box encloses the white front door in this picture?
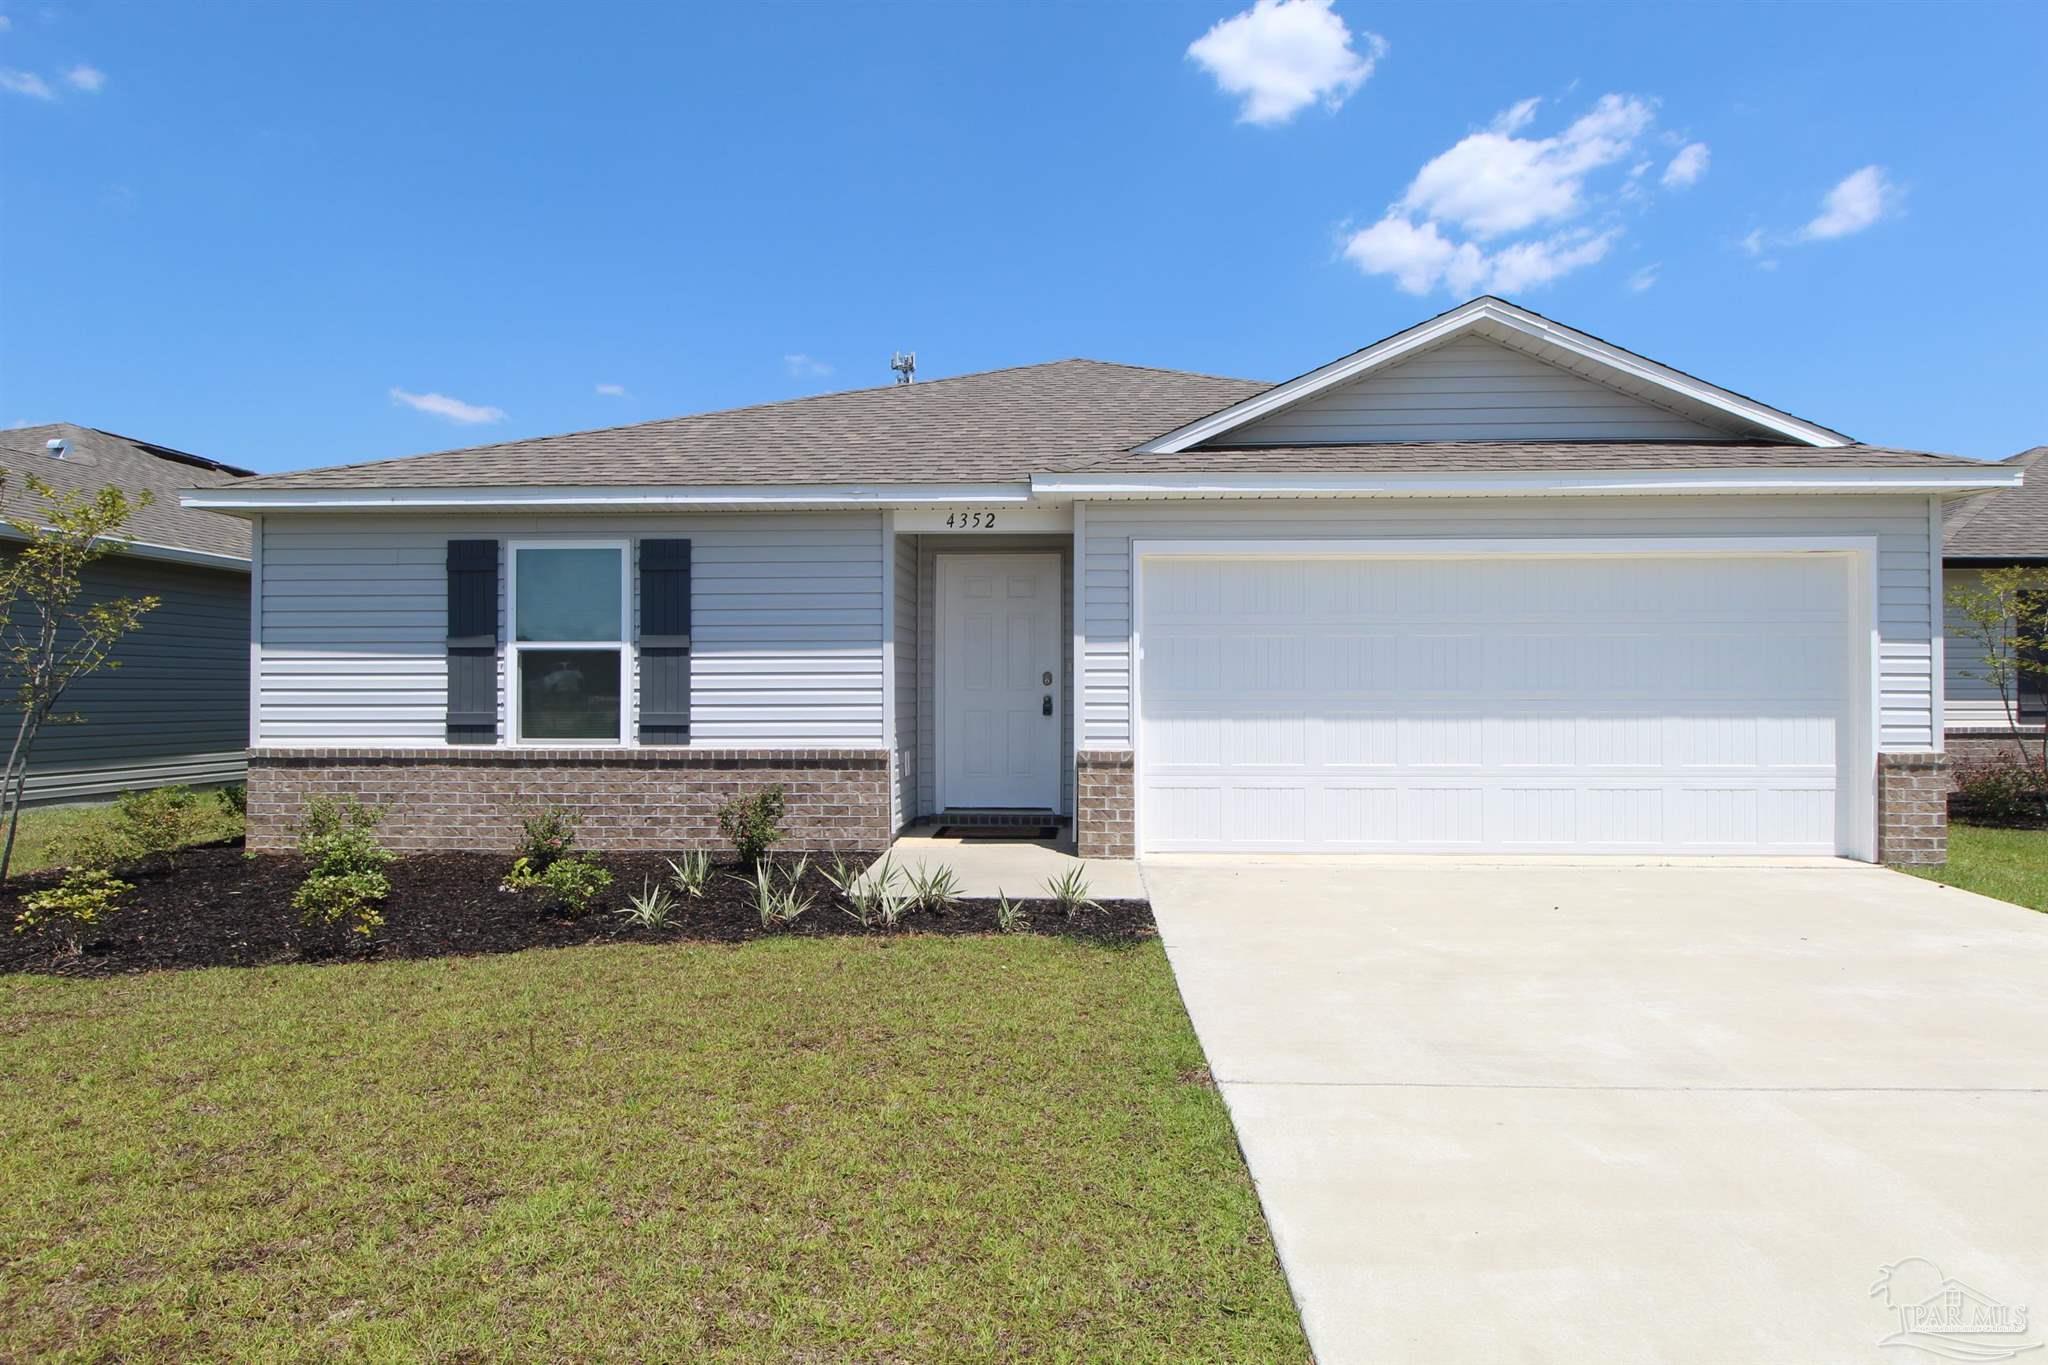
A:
[938,553,1062,810]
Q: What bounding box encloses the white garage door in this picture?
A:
[1137,553,1854,855]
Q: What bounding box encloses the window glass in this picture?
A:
[515,547,622,642]
[518,649,621,740]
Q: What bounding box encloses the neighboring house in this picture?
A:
[185,297,2016,865]
[1941,444,2048,774]
[0,424,253,803]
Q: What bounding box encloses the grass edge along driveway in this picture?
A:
[1904,822,2048,913]
[0,934,1308,1362]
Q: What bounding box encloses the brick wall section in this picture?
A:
[246,748,893,854]
[1878,752,1950,866]
[1075,749,1135,859]
[1944,730,2045,786]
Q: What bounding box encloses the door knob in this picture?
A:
[1042,695,1053,717]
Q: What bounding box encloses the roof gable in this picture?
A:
[1137,296,1854,454]
[1220,333,1740,445]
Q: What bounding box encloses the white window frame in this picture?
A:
[507,538,632,747]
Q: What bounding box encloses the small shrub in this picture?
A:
[717,787,785,868]
[112,785,214,866]
[506,855,613,915]
[1043,866,1099,921]
[616,878,677,929]
[293,797,393,937]
[993,890,1028,935]
[904,862,962,914]
[14,867,132,955]
[517,807,579,873]
[666,851,713,899]
[216,783,248,818]
[743,855,813,928]
[1952,761,2048,827]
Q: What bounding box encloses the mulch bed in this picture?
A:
[0,844,1154,978]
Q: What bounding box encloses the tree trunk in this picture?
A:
[0,707,39,883]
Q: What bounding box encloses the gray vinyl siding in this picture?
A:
[257,512,886,748]
[914,535,1073,818]
[1226,335,1734,444]
[1080,494,1940,752]
[1942,566,2016,729]
[892,531,919,828]
[1,550,248,803]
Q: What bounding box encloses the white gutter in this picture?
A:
[1029,467,2023,498]
[0,523,249,569]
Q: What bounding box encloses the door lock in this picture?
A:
[1041,671,1053,686]
[1042,695,1053,717]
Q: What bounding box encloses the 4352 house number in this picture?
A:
[944,511,1000,529]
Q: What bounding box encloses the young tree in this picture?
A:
[1946,564,2048,802]
[0,473,161,881]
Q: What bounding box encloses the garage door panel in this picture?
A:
[1138,554,1852,856]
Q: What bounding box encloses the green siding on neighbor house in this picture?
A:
[0,549,249,803]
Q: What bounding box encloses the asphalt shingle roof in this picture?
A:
[0,424,252,561]
[215,357,1992,495]
[1943,446,2048,559]
[232,361,1269,491]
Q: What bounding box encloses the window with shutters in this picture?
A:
[508,541,629,743]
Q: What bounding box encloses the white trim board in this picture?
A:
[183,482,1037,512]
[1127,534,1881,862]
[1133,296,1857,453]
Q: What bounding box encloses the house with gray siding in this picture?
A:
[1940,444,2048,773]
[1,425,252,803]
[185,297,2015,865]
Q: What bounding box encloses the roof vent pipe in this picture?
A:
[45,438,67,459]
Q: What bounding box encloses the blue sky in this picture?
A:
[3,1,2043,472]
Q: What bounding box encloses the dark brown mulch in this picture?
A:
[0,844,1154,978]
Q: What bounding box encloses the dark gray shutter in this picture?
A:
[638,538,691,744]
[446,539,499,744]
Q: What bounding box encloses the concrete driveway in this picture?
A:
[1146,859,2048,1364]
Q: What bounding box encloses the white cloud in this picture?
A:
[1628,263,1660,292]
[1187,0,1385,127]
[63,64,105,93]
[594,383,627,397]
[1661,142,1709,189]
[389,387,505,425]
[784,353,833,378]
[1343,94,1656,296]
[1799,164,1896,240]
[0,68,54,99]
[1740,227,1767,256]
[1398,93,1654,238]
[1344,215,1615,296]
[0,16,12,31]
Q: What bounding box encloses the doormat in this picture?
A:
[932,825,1060,841]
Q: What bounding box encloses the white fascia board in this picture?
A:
[180,481,1035,512]
[1031,467,2024,498]
[1133,297,1855,453]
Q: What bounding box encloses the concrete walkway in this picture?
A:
[872,825,1145,900]
[1146,858,2048,1364]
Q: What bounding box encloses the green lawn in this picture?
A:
[1905,822,2048,912]
[4,794,242,877]
[0,937,1307,1362]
